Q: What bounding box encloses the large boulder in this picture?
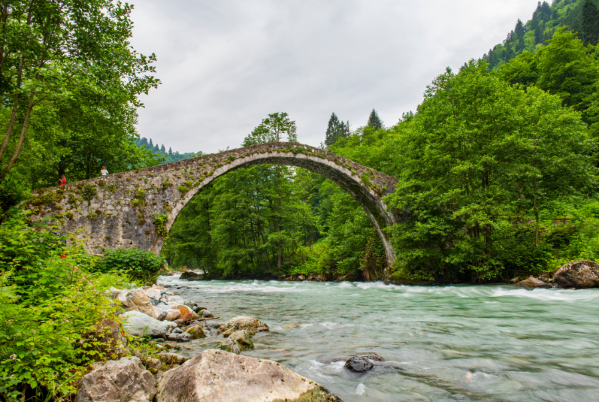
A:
[172,304,199,323]
[220,330,253,354]
[155,349,342,402]
[554,260,599,288]
[221,316,269,336]
[515,276,551,290]
[117,290,156,318]
[180,272,204,281]
[122,311,170,338]
[345,354,385,373]
[76,356,156,402]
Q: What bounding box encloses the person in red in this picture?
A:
[59,174,66,186]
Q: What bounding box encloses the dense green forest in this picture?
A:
[165,25,599,283]
[134,137,201,164]
[484,0,599,70]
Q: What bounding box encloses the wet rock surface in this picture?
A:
[516,276,552,290]
[554,260,599,288]
[155,349,342,402]
[344,354,386,373]
[221,316,269,336]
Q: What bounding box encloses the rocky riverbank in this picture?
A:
[513,260,599,290]
[76,280,344,401]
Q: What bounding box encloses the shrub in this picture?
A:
[0,213,129,401]
[94,248,166,285]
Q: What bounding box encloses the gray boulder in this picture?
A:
[345,354,385,373]
[76,356,156,402]
[516,276,551,290]
[155,349,342,402]
[220,330,254,354]
[554,260,599,288]
[122,311,170,338]
[221,316,269,336]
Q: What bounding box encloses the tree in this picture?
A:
[243,112,297,145]
[367,109,383,131]
[387,60,595,281]
[324,113,349,146]
[582,0,599,45]
[0,0,159,181]
[169,147,173,156]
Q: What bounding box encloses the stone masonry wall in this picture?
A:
[26,142,399,266]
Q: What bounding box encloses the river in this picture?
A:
[157,275,599,402]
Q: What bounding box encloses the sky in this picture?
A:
[127,0,542,154]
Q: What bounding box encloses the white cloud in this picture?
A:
[128,0,541,154]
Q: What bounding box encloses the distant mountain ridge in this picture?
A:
[483,0,599,70]
[134,137,202,164]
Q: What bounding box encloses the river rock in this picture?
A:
[221,316,269,336]
[145,288,162,300]
[220,330,254,354]
[122,311,170,338]
[158,353,188,366]
[172,305,199,322]
[516,276,551,290]
[164,309,181,321]
[117,290,157,318]
[554,260,599,288]
[184,325,206,339]
[345,354,386,373]
[202,309,213,318]
[180,271,204,281]
[110,286,122,299]
[76,356,156,402]
[154,306,166,319]
[155,349,342,402]
[160,294,186,306]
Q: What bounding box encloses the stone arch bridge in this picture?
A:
[27,142,399,266]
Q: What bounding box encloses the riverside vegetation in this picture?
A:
[3,0,599,400]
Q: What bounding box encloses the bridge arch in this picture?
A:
[28,142,399,267]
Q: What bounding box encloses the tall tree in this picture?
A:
[367,109,383,131]
[582,0,599,45]
[0,0,159,181]
[324,113,349,146]
[243,112,297,145]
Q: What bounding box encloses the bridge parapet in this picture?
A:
[27,142,399,265]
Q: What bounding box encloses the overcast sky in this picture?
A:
[127,0,540,154]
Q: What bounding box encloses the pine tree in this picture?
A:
[582,0,599,45]
[169,147,173,156]
[161,144,166,153]
[325,113,346,146]
[367,109,383,131]
[515,19,526,52]
[535,25,544,44]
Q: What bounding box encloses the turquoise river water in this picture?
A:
[158,275,599,402]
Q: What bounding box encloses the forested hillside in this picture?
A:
[484,0,599,70]
[135,137,201,164]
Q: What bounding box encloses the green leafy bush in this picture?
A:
[94,248,166,285]
[0,213,130,401]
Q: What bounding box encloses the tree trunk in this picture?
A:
[1,92,35,180]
